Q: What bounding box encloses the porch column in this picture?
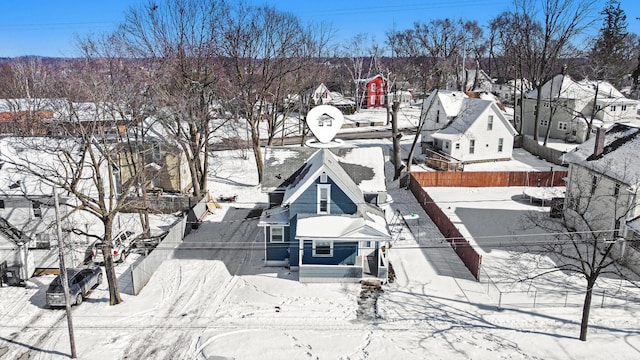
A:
[298,238,304,267]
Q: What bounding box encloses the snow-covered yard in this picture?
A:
[1,140,640,359]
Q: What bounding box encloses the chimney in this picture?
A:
[594,127,606,157]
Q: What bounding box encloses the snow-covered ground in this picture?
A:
[1,108,639,359]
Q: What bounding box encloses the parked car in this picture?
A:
[91,230,135,264]
[45,266,102,307]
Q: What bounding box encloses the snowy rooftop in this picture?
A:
[262,146,386,194]
[564,123,640,185]
[423,90,468,118]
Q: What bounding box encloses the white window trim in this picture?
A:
[313,240,333,257]
[270,226,284,243]
[317,184,331,214]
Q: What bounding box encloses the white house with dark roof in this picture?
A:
[517,74,639,143]
[420,90,468,148]
[259,146,390,282]
[430,97,517,164]
[563,124,640,271]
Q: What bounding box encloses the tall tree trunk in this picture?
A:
[580,277,596,341]
[102,217,123,305]
[251,123,264,183]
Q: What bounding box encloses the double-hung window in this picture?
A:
[469,139,475,154]
[270,227,284,243]
[487,115,493,130]
[313,240,333,257]
[498,138,504,152]
[317,184,330,214]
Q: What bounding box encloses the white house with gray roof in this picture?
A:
[423,95,517,168]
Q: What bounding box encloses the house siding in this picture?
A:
[288,177,357,216]
[301,240,358,265]
[265,226,291,261]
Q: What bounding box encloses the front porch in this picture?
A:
[298,241,389,283]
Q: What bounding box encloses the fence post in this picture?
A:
[564,291,568,307]
[498,292,502,309]
[601,290,606,308]
[533,290,537,308]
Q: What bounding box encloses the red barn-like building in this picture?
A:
[366,75,387,108]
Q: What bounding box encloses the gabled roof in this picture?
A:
[526,74,637,104]
[281,149,363,207]
[564,123,640,186]
[432,98,516,141]
[422,90,468,118]
[262,146,386,194]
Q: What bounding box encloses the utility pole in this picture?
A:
[54,189,77,358]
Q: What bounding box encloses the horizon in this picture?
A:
[1,0,639,58]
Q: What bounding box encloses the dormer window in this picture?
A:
[317,184,330,214]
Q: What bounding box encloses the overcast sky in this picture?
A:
[1,0,639,57]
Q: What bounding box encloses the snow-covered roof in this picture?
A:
[564,123,640,185]
[262,146,386,194]
[526,74,637,105]
[281,149,364,207]
[295,212,390,241]
[423,90,468,118]
[432,98,516,141]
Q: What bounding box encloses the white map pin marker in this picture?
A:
[306,105,344,144]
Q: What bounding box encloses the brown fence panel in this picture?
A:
[412,170,568,188]
[409,175,482,280]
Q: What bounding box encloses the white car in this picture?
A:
[91,231,135,264]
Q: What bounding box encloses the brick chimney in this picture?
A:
[594,126,606,157]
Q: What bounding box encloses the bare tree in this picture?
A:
[343,33,374,112]
[117,0,228,198]
[514,0,598,141]
[0,57,148,305]
[218,2,329,182]
[519,157,639,341]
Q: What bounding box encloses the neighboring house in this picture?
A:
[361,75,412,109]
[425,97,517,168]
[462,68,493,92]
[563,124,640,272]
[311,83,355,109]
[114,140,192,195]
[492,78,532,106]
[0,98,56,135]
[420,90,469,150]
[517,74,639,143]
[0,137,136,281]
[43,101,133,137]
[259,146,391,283]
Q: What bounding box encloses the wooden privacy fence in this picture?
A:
[411,170,567,188]
[408,175,482,280]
